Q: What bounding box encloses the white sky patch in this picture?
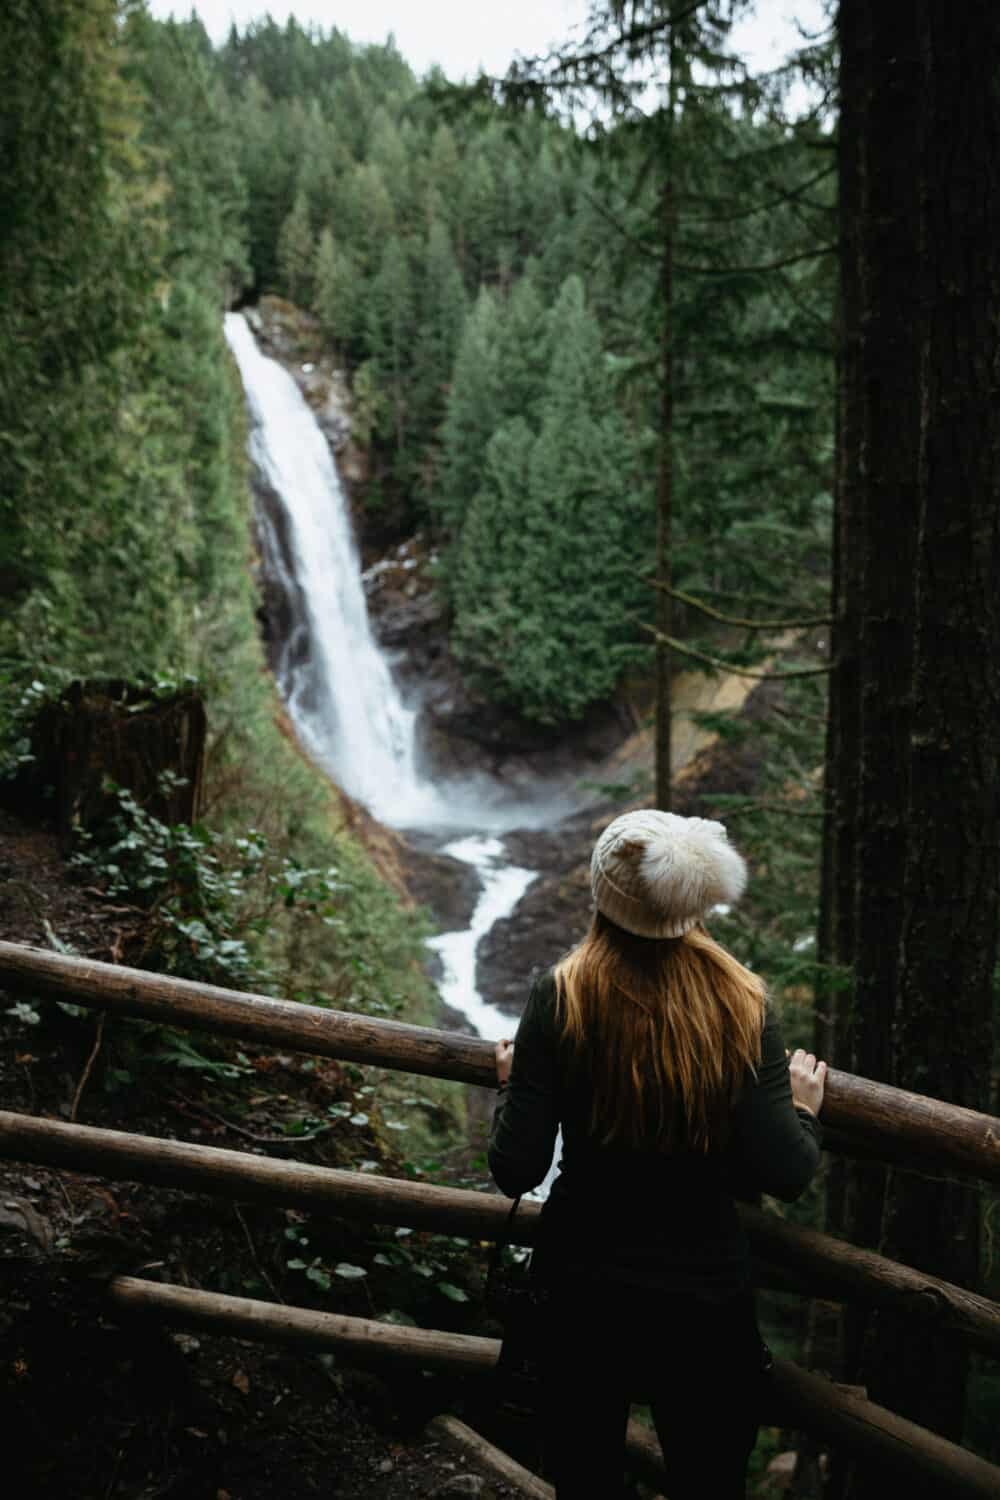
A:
[147,1,832,93]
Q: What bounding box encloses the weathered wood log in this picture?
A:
[0,942,489,1086]
[820,1072,1000,1184]
[108,1276,498,1373]
[3,1111,999,1357]
[106,1277,1000,1497]
[0,1109,520,1241]
[741,1205,1000,1357]
[2,941,1000,1183]
[769,1357,1000,1498]
[426,1415,554,1500]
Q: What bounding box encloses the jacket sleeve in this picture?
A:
[488,974,561,1199]
[726,1008,823,1203]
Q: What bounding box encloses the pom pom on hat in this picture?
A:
[590,809,747,939]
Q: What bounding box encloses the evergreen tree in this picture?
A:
[411,220,467,452]
[366,235,416,464]
[0,0,159,627]
[427,123,463,236]
[453,276,644,722]
[277,188,315,304]
[436,288,502,533]
[495,269,549,423]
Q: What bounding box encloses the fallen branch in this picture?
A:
[636,620,832,679]
[168,1089,338,1151]
[641,578,831,631]
[70,1013,106,1122]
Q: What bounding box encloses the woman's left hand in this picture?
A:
[495,1039,514,1087]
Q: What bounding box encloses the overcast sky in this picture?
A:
[146,0,831,87]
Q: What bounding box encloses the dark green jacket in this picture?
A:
[488,973,822,1297]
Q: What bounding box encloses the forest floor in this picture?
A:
[0,809,554,1500]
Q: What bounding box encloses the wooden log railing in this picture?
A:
[4,937,1000,1491]
[106,1277,1000,1500]
[3,941,1000,1185]
[2,1109,1000,1359]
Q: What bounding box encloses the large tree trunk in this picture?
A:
[856,0,1000,1454]
[837,6,926,1428]
[832,2,1000,1486]
[653,35,677,813]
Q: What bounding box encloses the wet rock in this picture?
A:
[398,837,481,932]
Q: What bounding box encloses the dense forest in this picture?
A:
[1,2,999,1498]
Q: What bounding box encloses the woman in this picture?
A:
[489,809,826,1499]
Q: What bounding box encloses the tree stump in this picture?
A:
[21,680,206,846]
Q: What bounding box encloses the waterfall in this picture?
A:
[227,310,561,1187]
[225,312,573,836]
[224,312,441,827]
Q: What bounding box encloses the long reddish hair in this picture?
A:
[553,912,765,1152]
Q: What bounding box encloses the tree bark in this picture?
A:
[653,30,677,812]
[837,6,926,1435]
[854,0,1000,1451]
[829,1,1000,1480]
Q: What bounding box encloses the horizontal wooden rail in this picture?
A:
[768,1359,1000,1498]
[740,1205,1000,1358]
[3,941,1000,1183]
[0,941,489,1086]
[0,1109,516,1241]
[3,1110,999,1357]
[107,1277,1000,1498]
[109,1275,498,1372]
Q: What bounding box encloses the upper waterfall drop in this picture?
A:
[225,311,439,827]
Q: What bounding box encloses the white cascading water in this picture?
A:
[224,312,447,827]
[426,837,537,1041]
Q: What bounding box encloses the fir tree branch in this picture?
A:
[679,164,836,225]
[578,185,659,260]
[556,1,713,75]
[635,620,833,679]
[641,578,831,630]
[675,243,837,276]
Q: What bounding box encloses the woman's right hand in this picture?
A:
[789,1048,827,1116]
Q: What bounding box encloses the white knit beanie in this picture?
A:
[590,809,747,939]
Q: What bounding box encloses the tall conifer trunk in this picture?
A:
[838,8,925,1414]
[829,3,1000,1485]
[852,2,1000,1461]
[653,28,677,812]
